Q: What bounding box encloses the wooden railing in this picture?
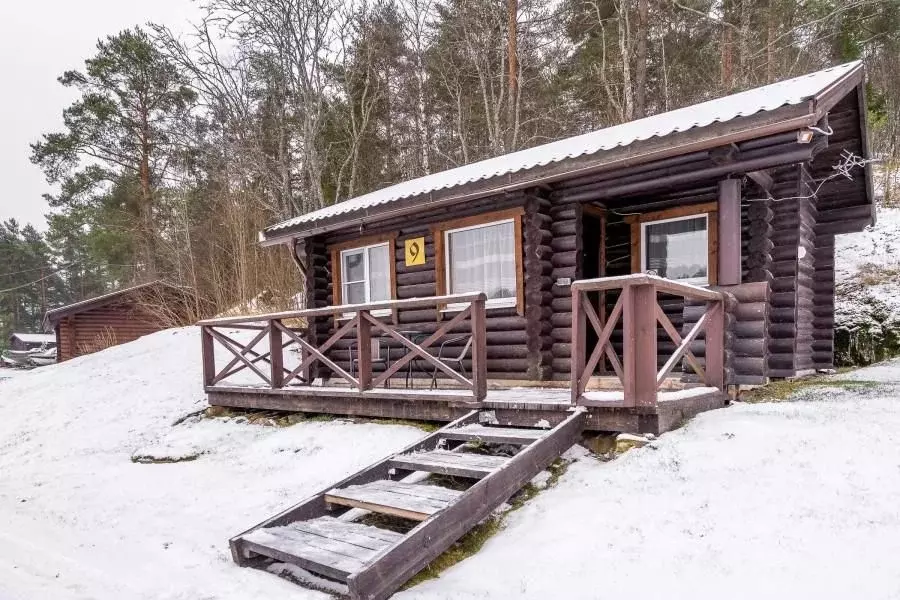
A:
[571,274,726,407]
[197,293,488,402]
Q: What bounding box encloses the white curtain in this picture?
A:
[448,221,516,300]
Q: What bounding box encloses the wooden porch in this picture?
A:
[199,275,730,435]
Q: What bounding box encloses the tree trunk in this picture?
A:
[138,102,156,278]
[618,0,634,122]
[634,0,649,119]
[721,0,734,91]
[507,0,518,148]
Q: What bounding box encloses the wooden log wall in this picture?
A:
[812,235,836,370]
[793,170,819,375]
[56,302,166,362]
[304,237,330,381]
[549,204,580,380]
[523,195,555,380]
[765,165,805,377]
[719,282,769,384]
[316,191,552,381]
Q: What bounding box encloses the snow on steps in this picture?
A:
[230,407,587,600]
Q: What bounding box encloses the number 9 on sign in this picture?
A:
[404,237,426,266]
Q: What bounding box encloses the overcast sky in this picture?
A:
[0,0,199,231]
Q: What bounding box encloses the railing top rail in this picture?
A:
[197,292,488,327]
[571,274,724,302]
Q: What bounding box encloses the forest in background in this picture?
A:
[2,0,900,343]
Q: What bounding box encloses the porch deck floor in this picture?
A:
[205,383,718,408]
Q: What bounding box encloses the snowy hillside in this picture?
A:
[833,205,900,364]
[0,328,425,600]
[2,328,900,600]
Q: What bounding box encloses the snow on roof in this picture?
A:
[9,333,55,344]
[265,61,863,238]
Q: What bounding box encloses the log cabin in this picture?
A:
[45,281,186,362]
[7,332,56,352]
[200,61,874,435]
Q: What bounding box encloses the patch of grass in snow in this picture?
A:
[203,405,438,431]
[742,378,881,403]
[402,458,572,589]
[856,262,900,287]
[131,452,205,464]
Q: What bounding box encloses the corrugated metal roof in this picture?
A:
[10,333,55,344]
[43,280,186,329]
[266,61,862,237]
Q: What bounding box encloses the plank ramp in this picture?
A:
[230,408,586,600]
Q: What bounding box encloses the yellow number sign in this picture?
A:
[404,237,426,266]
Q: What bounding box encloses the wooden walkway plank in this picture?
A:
[389,450,508,479]
[290,517,403,552]
[241,527,369,580]
[326,481,462,521]
[441,424,548,445]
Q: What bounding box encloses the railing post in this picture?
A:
[269,319,284,389]
[470,295,488,401]
[356,310,372,391]
[201,325,215,387]
[704,300,725,390]
[570,287,586,405]
[622,283,658,408]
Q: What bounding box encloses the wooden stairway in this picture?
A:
[230,408,586,600]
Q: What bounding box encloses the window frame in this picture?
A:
[444,217,518,310]
[625,202,719,287]
[640,213,710,286]
[329,234,397,319]
[432,207,525,315]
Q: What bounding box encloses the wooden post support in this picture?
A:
[704,302,725,390]
[622,283,658,408]
[470,296,488,401]
[269,320,284,389]
[201,326,216,387]
[356,311,372,391]
[570,288,586,404]
[718,178,742,286]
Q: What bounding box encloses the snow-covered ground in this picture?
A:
[2,329,900,599]
[835,204,900,315]
[0,328,424,600]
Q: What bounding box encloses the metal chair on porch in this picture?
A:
[349,339,392,388]
[430,334,473,390]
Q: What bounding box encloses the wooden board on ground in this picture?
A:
[389,449,508,479]
[325,480,463,521]
[440,424,548,445]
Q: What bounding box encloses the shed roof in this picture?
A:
[43,281,181,329]
[10,333,56,344]
[263,61,865,242]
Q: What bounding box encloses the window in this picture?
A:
[340,243,391,305]
[444,218,518,308]
[641,214,709,285]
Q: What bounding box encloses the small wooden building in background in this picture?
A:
[44,281,187,362]
[8,333,56,352]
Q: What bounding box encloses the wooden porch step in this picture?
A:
[231,408,587,599]
[325,480,462,521]
[240,516,403,581]
[440,423,548,445]
[389,449,509,479]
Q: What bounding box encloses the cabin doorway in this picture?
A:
[581,209,606,377]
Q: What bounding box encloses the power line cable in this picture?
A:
[0,267,71,295]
